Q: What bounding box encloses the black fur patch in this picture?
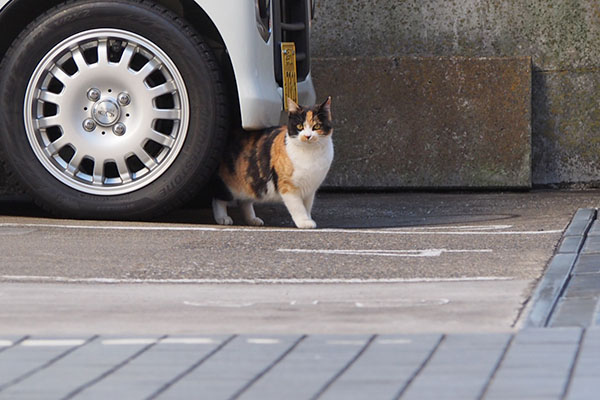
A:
[315,106,333,134]
[210,175,233,201]
[287,111,306,137]
[246,128,279,198]
[223,129,244,173]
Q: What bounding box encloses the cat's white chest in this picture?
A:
[287,137,334,196]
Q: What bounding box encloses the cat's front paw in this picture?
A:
[247,217,264,226]
[295,219,317,229]
[215,216,233,226]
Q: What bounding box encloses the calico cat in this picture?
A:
[212,97,333,229]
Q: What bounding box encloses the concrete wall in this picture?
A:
[310,0,600,186]
[313,56,532,189]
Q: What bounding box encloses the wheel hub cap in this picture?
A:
[92,98,121,126]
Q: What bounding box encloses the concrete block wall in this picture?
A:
[313,56,531,189]
[310,0,600,186]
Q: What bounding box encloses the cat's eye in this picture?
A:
[296,123,304,130]
[313,124,322,130]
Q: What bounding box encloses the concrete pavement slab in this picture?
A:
[0,329,597,399]
[572,254,600,274]
[157,335,303,400]
[558,236,586,254]
[527,208,600,328]
[319,334,442,400]
[551,298,599,328]
[525,253,577,328]
[72,335,230,400]
[0,336,164,399]
[484,328,582,400]
[399,334,511,400]
[0,336,94,391]
[564,329,600,400]
[236,335,373,400]
[581,236,600,254]
[564,275,600,299]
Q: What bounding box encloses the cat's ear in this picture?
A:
[319,96,332,118]
[287,97,301,113]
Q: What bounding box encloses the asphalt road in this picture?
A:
[0,190,598,333]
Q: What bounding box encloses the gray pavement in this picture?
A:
[0,329,599,399]
[2,191,600,398]
[526,208,600,328]
[0,280,530,334]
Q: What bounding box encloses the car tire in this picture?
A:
[0,0,228,219]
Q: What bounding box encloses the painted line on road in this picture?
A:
[247,338,281,344]
[162,338,217,345]
[0,340,13,347]
[0,222,562,235]
[183,300,255,308]
[393,224,513,231]
[99,338,218,345]
[277,248,493,257]
[377,339,413,345]
[21,339,86,347]
[0,275,514,284]
[101,338,158,345]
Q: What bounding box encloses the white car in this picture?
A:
[0,0,316,219]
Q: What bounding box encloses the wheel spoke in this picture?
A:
[115,157,131,183]
[135,147,157,170]
[36,115,63,129]
[67,151,84,174]
[147,129,175,148]
[71,47,88,72]
[148,80,177,98]
[44,135,68,156]
[93,159,104,184]
[39,90,62,104]
[97,39,109,65]
[152,108,181,120]
[50,66,71,85]
[119,43,136,70]
[136,58,160,80]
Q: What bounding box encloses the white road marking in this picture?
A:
[398,224,513,231]
[327,340,366,345]
[0,340,13,347]
[102,338,157,345]
[21,339,85,347]
[355,298,450,308]
[377,339,413,345]
[161,338,217,345]
[0,222,562,235]
[277,248,493,257]
[183,300,255,308]
[0,275,514,284]
[247,338,281,344]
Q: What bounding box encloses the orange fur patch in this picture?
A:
[306,110,314,126]
[271,129,296,194]
[220,155,251,197]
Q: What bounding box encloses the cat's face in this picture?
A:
[286,97,332,144]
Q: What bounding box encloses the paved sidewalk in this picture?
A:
[0,329,598,400]
[526,209,600,328]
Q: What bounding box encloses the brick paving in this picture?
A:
[0,330,598,399]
